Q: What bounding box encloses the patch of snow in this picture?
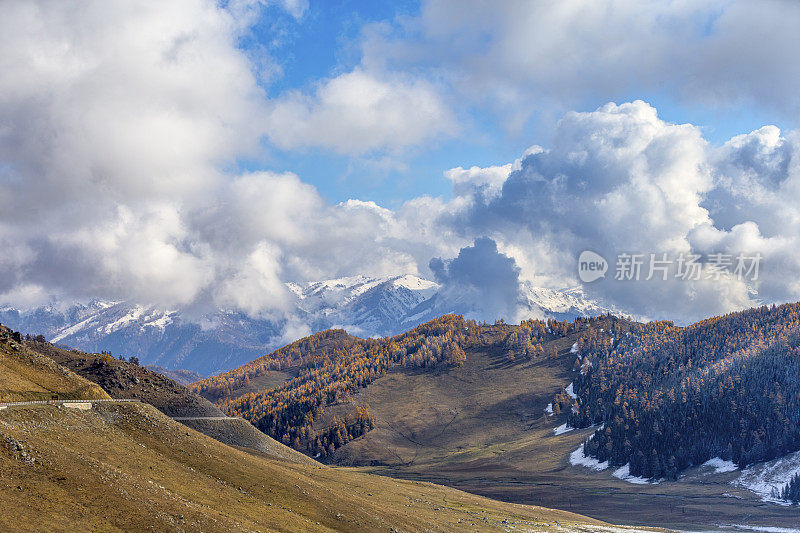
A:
[142,312,175,331]
[565,382,577,399]
[612,463,659,485]
[103,305,145,334]
[570,342,579,354]
[702,457,739,474]
[521,284,623,319]
[51,314,99,343]
[285,282,304,298]
[554,423,573,435]
[392,274,439,296]
[734,449,800,504]
[569,445,610,471]
[544,403,554,416]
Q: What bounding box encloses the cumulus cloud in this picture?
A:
[264,69,455,154]
[440,101,800,322]
[444,164,513,201]
[3,0,800,334]
[0,1,449,317]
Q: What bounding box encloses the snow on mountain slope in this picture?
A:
[522,284,620,321]
[0,275,619,375]
[734,450,800,503]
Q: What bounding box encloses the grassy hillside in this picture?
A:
[0,324,109,402]
[192,315,607,457]
[0,392,636,531]
[20,336,320,464]
[27,339,222,417]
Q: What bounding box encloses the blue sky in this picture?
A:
[231,0,797,207]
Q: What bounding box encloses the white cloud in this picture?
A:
[443,101,773,322]
[360,0,800,127]
[264,69,455,154]
[444,164,512,200]
[3,0,800,332]
[214,241,291,316]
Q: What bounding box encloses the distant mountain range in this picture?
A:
[0,274,617,376]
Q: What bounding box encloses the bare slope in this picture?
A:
[0,324,109,402]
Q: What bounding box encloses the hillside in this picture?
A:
[0,324,109,402]
[19,337,320,463]
[191,315,613,456]
[0,340,645,532]
[569,302,800,479]
[194,312,800,530]
[146,365,204,385]
[0,402,632,532]
[25,339,222,418]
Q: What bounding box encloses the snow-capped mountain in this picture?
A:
[399,281,619,327]
[288,274,439,336]
[0,300,284,376]
[0,275,617,376]
[521,284,621,321]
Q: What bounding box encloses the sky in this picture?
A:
[2,0,800,326]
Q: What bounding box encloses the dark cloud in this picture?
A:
[429,237,523,322]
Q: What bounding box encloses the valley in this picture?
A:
[193,313,800,531]
[343,344,800,530]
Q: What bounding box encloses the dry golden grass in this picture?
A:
[0,402,633,532]
[0,328,109,403]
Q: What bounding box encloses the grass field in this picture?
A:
[0,401,650,532]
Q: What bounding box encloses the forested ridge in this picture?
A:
[193,315,479,456]
[568,302,800,481]
[193,314,611,458]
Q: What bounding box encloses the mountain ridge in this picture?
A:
[0,275,618,375]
